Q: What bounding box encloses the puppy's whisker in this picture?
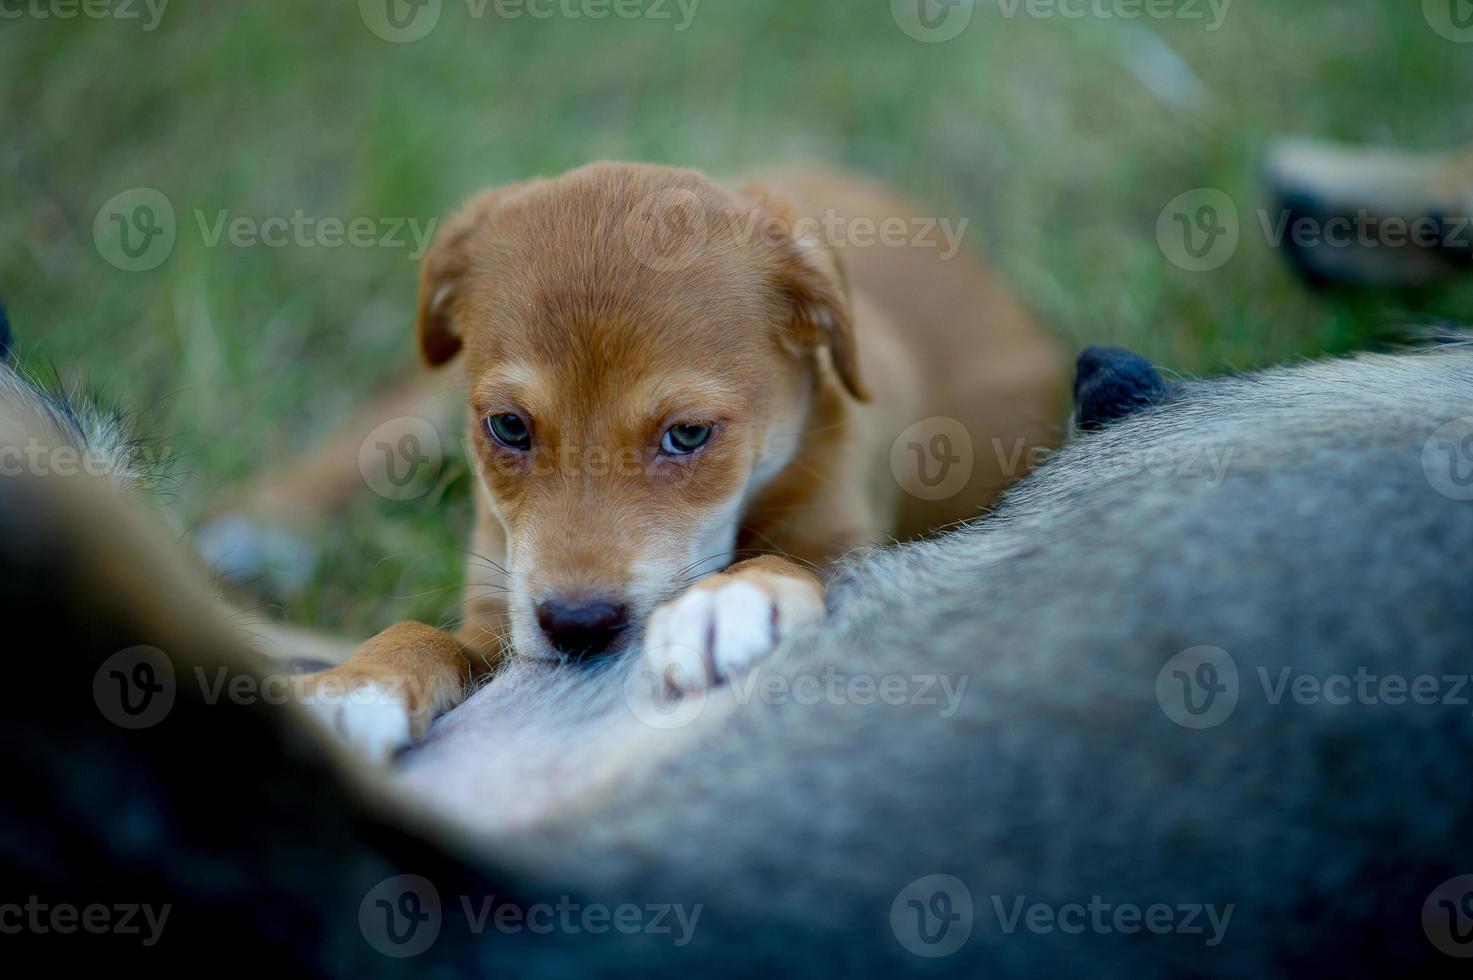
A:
[733,535,825,576]
[675,552,734,577]
[390,583,507,601]
[676,546,824,582]
[457,547,510,577]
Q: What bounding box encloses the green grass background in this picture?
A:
[3,0,1471,637]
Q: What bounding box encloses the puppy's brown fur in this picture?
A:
[294,162,1067,756]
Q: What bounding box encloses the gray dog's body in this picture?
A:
[5,341,1473,975]
[387,347,1473,975]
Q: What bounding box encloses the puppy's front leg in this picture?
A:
[643,555,826,692]
[295,622,473,763]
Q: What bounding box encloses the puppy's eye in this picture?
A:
[486,413,532,451]
[661,422,712,455]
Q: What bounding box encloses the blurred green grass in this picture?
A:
[3,0,1471,637]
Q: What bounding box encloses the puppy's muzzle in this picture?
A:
[536,598,629,657]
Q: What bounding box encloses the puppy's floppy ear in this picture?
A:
[745,184,869,402]
[415,181,540,366]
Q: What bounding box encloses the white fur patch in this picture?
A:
[299,681,412,766]
[396,656,736,833]
[643,575,823,692]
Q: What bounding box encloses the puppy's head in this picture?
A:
[417,163,865,660]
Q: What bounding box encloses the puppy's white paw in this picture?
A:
[298,679,413,765]
[643,573,825,692]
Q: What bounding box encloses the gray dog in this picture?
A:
[3,327,1471,975]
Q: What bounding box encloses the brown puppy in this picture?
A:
[297,162,1067,759]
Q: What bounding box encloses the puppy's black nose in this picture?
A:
[536,599,629,657]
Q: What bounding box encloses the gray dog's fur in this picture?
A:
[4,339,1472,975]
[391,345,1473,976]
